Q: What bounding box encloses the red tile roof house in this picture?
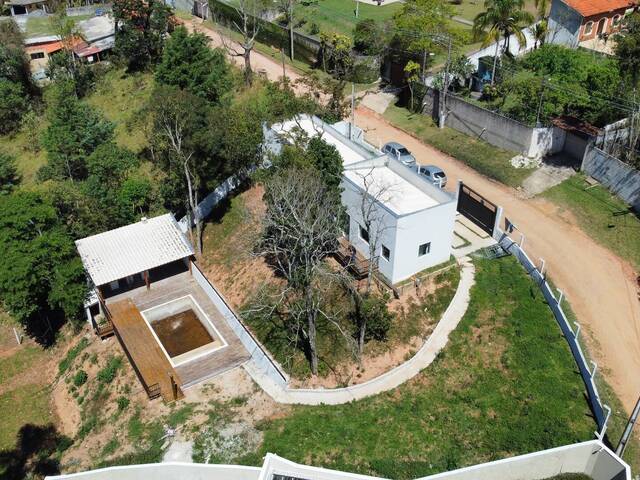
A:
[548,0,638,51]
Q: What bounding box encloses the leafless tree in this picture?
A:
[346,166,398,355]
[254,168,355,375]
[153,99,203,256]
[275,0,299,60]
[219,0,268,85]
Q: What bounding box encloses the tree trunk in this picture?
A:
[307,308,318,375]
[491,41,499,86]
[184,159,202,256]
[243,47,253,85]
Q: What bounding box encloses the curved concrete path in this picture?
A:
[244,257,475,405]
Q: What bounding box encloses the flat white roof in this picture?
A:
[344,166,438,215]
[75,213,194,287]
[272,116,374,167]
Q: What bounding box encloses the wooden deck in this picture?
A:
[335,237,376,280]
[108,299,184,402]
[106,271,251,391]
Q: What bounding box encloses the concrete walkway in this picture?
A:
[244,257,475,405]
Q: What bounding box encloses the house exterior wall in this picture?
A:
[341,177,456,285]
[548,0,582,47]
[578,8,629,41]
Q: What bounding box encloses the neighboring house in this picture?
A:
[266,115,457,286]
[548,0,638,51]
[7,0,52,15]
[24,39,63,73]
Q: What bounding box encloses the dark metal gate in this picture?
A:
[457,182,498,235]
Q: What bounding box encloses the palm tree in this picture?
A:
[534,0,549,19]
[473,0,534,85]
[532,19,548,49]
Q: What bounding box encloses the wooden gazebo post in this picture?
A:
[144,270,150,290]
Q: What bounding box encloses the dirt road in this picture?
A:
[183,18,640,413]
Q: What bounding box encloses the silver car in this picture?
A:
[382,142,416,167]
[418,165,447,188]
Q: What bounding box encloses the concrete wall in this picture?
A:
[581,146,640,211]
[417,441,629,480]
[443,94,534,154]
[547,0,582,48]
[191,263,289,387]
[46,463,261,480]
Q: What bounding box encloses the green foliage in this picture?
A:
[58,338,90,374]
[113,0,173,72]
[353,19,385,56]
[0,151,20,194]
[472,0,534,50]
[72,369,88,387]
[614,13,640,89]
[393,0,453,55]
[97,356,123,383]
[156,26,232,104]
[306,136,344,205]
[0,192,87,342]
[116,396,130,412]
[0,79,28,135]
[101,437,120,457]
[41,81,115,181]
[357,293,393,342]
[496,44,623,126]
[319,31,354,79]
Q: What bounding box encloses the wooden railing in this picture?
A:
[334,237,376,280]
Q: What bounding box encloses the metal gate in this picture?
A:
[457,182,498,235]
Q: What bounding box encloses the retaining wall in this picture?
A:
[191,263,289,387]
[494,228,608,433]
[581,146,640,211]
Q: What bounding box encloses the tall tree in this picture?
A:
[0,151,20,194]
[221,0,269,85]
[615,13,640,90]
[258,168,344,375]
[0,191,86,344]
[41,81,115,181]
[472,0,534,85]
[156,26,232,104]
[113,0,173,71]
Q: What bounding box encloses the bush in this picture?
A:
[352,293,393,343]
[0,79,27,135]
[350,55,380,84]
[58,337,90,375]
[73,370,88,387]
[116,396,130,412]
[97,356,123,383]
[353,19,384,56]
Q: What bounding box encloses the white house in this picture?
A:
[266,115,457,285]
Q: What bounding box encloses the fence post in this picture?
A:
[539,258,546,276]
[493,205,504,238]
[13,327,22,345]
[596,405,612,440]
[591,360,598,380]
[519,233,526,249]
[573,322,581,340]
[557,289,564,306]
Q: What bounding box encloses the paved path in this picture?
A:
[181,17,640,413]
[244,257,475,405]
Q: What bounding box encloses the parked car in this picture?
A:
[418,165,447,188]
[382,142,416,167]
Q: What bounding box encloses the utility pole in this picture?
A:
[616,395,640,458]
[355,0,359,18]
[289,0,295,61]
[350,82,356,140]
[535,79,547,127]
[439,36,453,129]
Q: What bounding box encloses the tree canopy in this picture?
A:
[156,26,233,104]
[615,13,640,90]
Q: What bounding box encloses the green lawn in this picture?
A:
[0,130,47,185]
[240,257,595,478]
[452,0,538,22]
[542,174,640,271]
[383,104,532,188]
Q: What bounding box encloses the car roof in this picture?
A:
[384,141,405,149]
[420,165,444,172]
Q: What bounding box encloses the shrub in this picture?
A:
[97,356,123,383]
[73,370,88,387]
[58,338,90,375]
[360,293,393,342]
[116,396,130,412]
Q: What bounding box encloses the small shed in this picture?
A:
[8,0,52,15]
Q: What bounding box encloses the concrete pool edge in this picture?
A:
[140,294,229,368]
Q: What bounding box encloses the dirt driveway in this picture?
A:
[183,17,640,414]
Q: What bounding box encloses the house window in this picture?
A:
[381,245,390,261]
[359,225,369,244]
[583,21,594,35]
[418,242,431,257]
[30,52,45,60]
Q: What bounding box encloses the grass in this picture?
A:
[0,384,52,450]
[451,0,538,22]
[542,174,640,272]
[242,257,595,478]
[383,104,532,187]
[0,345,45,384]
[0,129,48,186]
[86,68,154,153]
[58,337,89,375]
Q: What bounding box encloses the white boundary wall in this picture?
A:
[191,263,289,386]
[46,441,629,480]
